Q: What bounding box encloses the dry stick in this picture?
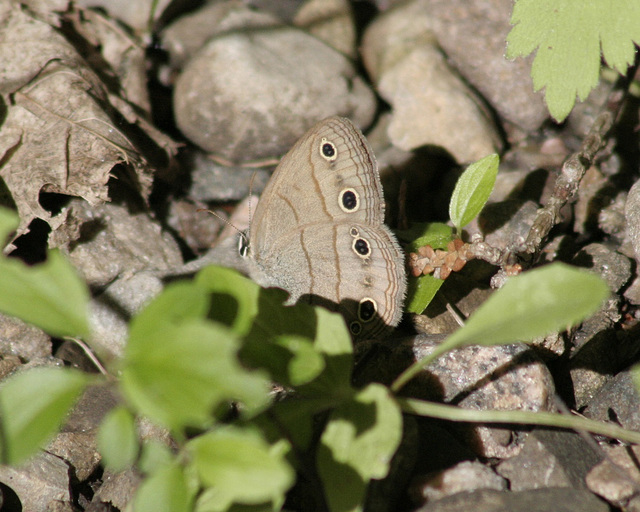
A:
[467,77,631,285]
[523,110,614,255]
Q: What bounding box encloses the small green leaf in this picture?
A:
[0,211,90,338]
[121,319,270,431]
[0,367,88,464]
[133,463,191,512]
[188,426,294,509]
[402,223,453,314]
[97,406,139,471]
[294,307,354,399]
[129,281,210,343]
[196,266,261,337]
[318,384,402,512]
[139,440,175,476]
[402,222,454,253]
[443,263,609,350]
[275,335,325,386]
[449,154,499,231]
[406,275,444,315]
[506,0,640,121]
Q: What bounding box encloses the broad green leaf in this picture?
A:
[449,154,499,231]
[318,384,402,512]
[0,208,90,338]
[133,463,191,512]
[506,0,640,121]
[188,426,294,510]
[196,266,261,336]
[393,263,610,392]
[121,319,270,431]
[128,281,210,343]
[97,406,139,471]
[442,263,609,350]
[0,367,88,464]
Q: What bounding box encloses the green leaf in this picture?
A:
[0,207,18,240]
[449,154,499,231]
[393,263,610,392]
[406,275,444,315]
[506,0,640,121]
[188,426,294,510]
[121,319,270,431]
[318,384,402,512]
[195,266,261,337]
[97,406,139,471]
[402,223,453,314]
[240,291,353,394]
[442,263,609,350]
[139,440,175,476]
[400,222,454,253]
[273,335,325,386]
[303,307,353,395]
[133,463,192,512]
[0,208,90,338]
[0,367,88,464]
[129,280,210,342]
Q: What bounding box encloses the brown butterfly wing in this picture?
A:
[246,117,405,339]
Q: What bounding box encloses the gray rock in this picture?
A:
[74,0,171,31]
[354,334,555,458]
[47,432,101,482]
[91,468,141,511]
[361,1,503,163]
[569,243,630,407]
[572,243,632,294]
[625,178,640,264]
[63,384,119,434]
[583,369,640,432]
[416,487,609,512]
[362,5,501,163]
[0,313,51,360]
[420,0,549,134]
[586,444,640,508]
[51,199,183,288]
[90,271,165,360]
[174,25,376,161]
[160,1,280,72]
[186,149,271,203]
[496,429,602,490]
[0,451,73,512]
[293,0,356,57]
[411,461,506,504]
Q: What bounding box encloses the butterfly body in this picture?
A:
[243,117,406,339]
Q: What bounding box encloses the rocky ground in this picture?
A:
[0,0,639,511]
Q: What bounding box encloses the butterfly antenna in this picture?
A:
[197,208,249,249]
[247,171,257,241]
